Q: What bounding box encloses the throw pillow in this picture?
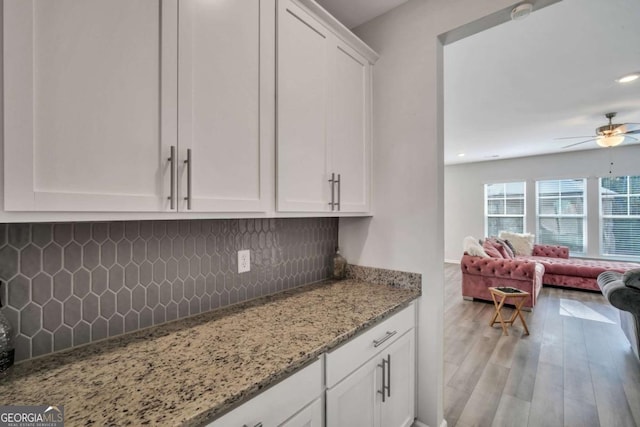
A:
[502,239,517,257]
[482,240,503,258]
[463,236,489,258]
[498,231,535,256]
[495,238,514,259]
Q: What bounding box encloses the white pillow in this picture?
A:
[498,231,535,256]
[463,235,489,258]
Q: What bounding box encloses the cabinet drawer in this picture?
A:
[326,302,415,388]
[207,358,322,427]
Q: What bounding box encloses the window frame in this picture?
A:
[599,175,640,260]
[484,181,526,237]
[535,178,587,255]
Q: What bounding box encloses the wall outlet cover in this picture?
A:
[238,249,250,273]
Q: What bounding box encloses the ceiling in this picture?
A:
[315,0,640,166]
[315,0,409,29]
[445,0,640,165]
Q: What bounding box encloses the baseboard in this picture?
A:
[444,259,460,264]
[412,419,447,427]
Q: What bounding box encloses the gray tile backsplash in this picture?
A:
[0,218,338,362]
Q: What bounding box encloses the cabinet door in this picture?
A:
[276,0,331,212]
[281,397,323,427]
[380,331,415,427]
[178,0,272,212]
[329,41,371,213]
[326,355,381,427]
[3,0,177,211]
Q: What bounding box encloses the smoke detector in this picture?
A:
[510,3,533,21]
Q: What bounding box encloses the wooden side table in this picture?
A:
[488,287,530,336]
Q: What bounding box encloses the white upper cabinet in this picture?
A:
[276,0,331,212]
[276,0,377,214]
[3,0,178,212]
[178,0,272,212]
[3,0,273,214]
[330,42,371,213]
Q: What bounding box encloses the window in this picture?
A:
[600,175,640,258]
[536,179,586,254]
[485,182,525,237]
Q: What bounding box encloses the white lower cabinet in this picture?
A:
[207,303,416,427]
[207,359,322,427]
[325,303,416,427]
[326,332,415,427]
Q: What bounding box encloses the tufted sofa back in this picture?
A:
[531,244,569,258]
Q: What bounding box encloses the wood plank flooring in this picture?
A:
[444,263,640,427]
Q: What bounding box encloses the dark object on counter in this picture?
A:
[333,248,347,280]
[0,284,15,376]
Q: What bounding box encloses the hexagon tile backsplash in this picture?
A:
[0,218,337,362]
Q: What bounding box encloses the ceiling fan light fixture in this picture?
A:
[617,73,640,84]
[597,135,625,148]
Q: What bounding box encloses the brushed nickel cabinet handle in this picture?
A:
[328,172,336,210]
[336,173,341,211]
[377,357,387,403]
[373,330,397,348]
[386,353,391,397]
[167,145,176,210]
[184,148,192,210]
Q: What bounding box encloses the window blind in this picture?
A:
[485,182,525,237]
[536,179,586,254]
[600,175,640,258]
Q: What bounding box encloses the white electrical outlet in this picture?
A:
[238,249,250,273]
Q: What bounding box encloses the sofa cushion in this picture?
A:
[482,240,503,258]
[499,231,535,256]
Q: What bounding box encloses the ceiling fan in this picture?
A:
[557,112,640,149]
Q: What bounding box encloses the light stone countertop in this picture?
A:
[0,279,420,426]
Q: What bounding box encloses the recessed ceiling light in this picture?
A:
[617,73,639,83]
[457,153,465,157]
[510,3,533,21]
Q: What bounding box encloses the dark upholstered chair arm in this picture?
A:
[598,269,640,316]
[532,244,569,258]
[603,282,640,316]
[461,254,542,281]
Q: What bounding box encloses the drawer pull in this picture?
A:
[373,330,397,348]
[242,423,262,427]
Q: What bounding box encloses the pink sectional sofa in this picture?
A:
[461,243,640,309]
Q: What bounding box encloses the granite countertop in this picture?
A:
[0,279,420,426]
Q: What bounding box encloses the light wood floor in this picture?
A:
[444,263,640,427]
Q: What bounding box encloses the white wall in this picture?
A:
[444,144,640,262]
[338,1,519,425]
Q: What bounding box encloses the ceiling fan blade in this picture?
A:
[562,138,597,149]
[554,135,596,140]
[624,129,640,135]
